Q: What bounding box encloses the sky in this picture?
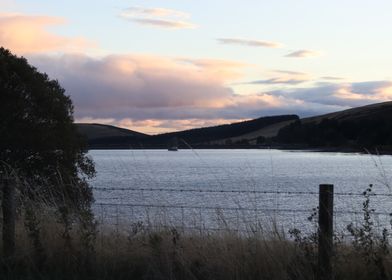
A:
[1,0,392,134]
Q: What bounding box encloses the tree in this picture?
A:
[0,47,95,208]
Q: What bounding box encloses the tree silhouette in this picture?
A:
[0,47,95,208]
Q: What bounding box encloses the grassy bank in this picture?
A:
[1,203,392,280]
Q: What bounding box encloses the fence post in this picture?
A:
[2,177,16,259]
[318,184,334,280]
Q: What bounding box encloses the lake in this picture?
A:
[89,149,392,234]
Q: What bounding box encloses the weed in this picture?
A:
[346,184,390,279]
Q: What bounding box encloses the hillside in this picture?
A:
[145,115,299,147]
[76,123,148,140]
[275,101,392,150]
[76,115,298,148]
[76,101,392,150]
[210,119,296,145]
[302,101,392,123]
[76,123,150,148]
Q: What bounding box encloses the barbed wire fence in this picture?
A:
[92,186,392,238]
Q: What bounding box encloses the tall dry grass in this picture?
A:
[1,163,392,279]
[1,201,392,280]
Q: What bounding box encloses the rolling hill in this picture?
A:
[275,101,392,151]
[76,115,298,148]
[76,101,392,151]
[302,101,392,123]
[147,115,298,147]
[76,123,148,140]
[76,123,150,148]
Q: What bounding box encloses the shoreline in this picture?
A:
[86,145,392,155]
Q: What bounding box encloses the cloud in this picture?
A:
[177,58,248,80]
[27,53,392,133]
[269,81,392,108]
[244,70,311,85]
[119,6,197,29]
[273,70,307,76]
[29,53,245,120]
[247,77,309,85]
[217,38,283,48]
[77,117,250,135]
[0,0,14,8]
[129,18,196,29]
[285,49,322,58]
[350,81,392,96]
[0,13,95,54]
[321,76,344,81]
[29,53,308,132]
[120,7,189,19]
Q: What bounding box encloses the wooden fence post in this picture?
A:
[2,177,16,259]
[318,184,334,280]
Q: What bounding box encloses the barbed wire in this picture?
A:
[94,202,392,216]
[92,187,392,197]
[97,221,388,238]
[97,223,281,234]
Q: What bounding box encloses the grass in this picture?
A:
[1,157,392,279]
[1,199,392,280]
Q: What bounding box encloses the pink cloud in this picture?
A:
[177,58,249,81]
[28,53,392,134]
[30,53,246,117]
[130,18,197,29]
[119,6,197,29]
[246,70,312,85]
[76,117,249,135]
[217,38,283,48]
[120,7,190,19]
[285,49,322,58]
[0,13,95,54]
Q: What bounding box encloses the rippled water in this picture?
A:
[89,149,392,233]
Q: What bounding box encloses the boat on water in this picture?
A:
[168,137,178,151]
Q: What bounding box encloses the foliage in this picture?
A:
[346,184,390,279]
[275,118,392,149]
[2,182,392,279]
[150,115,299,146]
[0,47,95,207]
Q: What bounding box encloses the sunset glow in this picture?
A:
[2,0,392,133]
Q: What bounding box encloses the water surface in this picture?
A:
[89,149,392,233]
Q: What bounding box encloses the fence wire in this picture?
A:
[92,187,392,239]
[89,149,392,239]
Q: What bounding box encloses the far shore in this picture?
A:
[86,145,392,155]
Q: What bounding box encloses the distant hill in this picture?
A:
[76,115,298,148]
[302,101,392,123]
[145,115,299,147]
[76,101,392,151]
[76,123,150,148]
[76,123,148,140]
[275,101,392,151]
[209,119,296,145]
